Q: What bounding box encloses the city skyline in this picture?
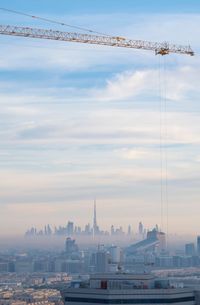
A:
[25,201,149,238]
[25,220,148,239]
[0,1,200,236]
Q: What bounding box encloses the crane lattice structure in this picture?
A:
[0,24,194,56]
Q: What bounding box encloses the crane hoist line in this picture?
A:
[0,24,194,56]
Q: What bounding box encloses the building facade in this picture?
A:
[63,274,196,305]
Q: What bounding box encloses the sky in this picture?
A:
[0,0,200,237]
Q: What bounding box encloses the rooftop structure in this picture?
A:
[63,273,196,305]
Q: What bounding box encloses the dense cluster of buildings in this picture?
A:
[0,239,122,274]
[0,273,71,289]
[4,229,200,274]
[3,207,200,305]
[0,288,64,305]
[25,204,147,239]
[24,220,138,238]
[2,228,200,304]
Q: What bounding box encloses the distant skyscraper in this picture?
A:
[95,248,109,273]
[147,229,166,252]
[185,243,195,256]
[138,222,143,236]
[197,236,200,255]
[85,223,91,235]
[93,200,99,237]
[65,237,79,256]
[67,221,74,236]
[109,246,121,264]
[47,224,52,235]
[127,225,131,236]
[127,228,166,256]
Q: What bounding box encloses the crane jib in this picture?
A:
[0,24,194,56]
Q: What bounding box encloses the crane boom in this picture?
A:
[0,24,194,56]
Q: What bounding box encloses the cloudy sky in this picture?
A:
[0,0,200,236]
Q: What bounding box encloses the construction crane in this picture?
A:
[0,24,194,56]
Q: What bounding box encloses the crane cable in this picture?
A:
[158,55,164,232]
[158,55,169,248]
[0,7,111,37]
[163,55,169,249]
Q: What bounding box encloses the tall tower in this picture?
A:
[93,200,98,237]
[197,236,200,255]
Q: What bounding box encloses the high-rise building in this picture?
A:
[147,229,166,252]
[111,225,115,236]
[65,237,79,257]
[127,225,132,236]
[93,200,99,236]
[127,228,166,256]
[47,224,52,235]
[85,223,91,235]
[109,246,121,264]
[197,236,200,255]
[67,221,74,236]
[95,250,109,273]
[138,222,143,236]
[185,243,195,256]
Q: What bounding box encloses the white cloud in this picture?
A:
[0,11,200,235]
[93,70,153,101]
[92,65,200,102]
[117,148,153,160]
